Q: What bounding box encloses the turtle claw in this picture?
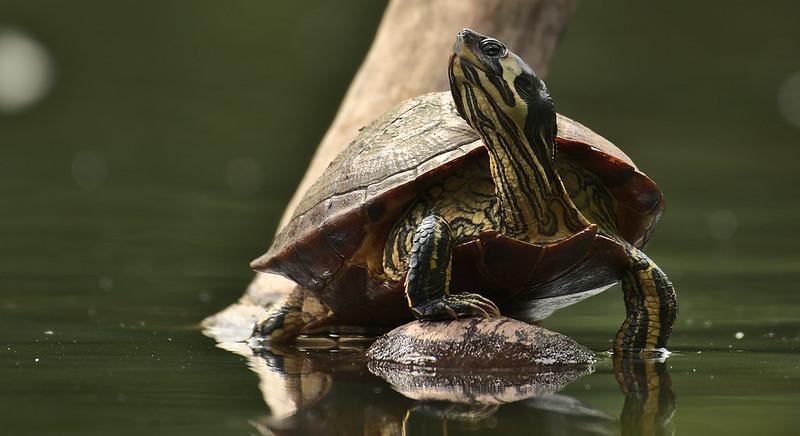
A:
[413,292,500,320]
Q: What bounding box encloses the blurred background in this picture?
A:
[1,1,799,435]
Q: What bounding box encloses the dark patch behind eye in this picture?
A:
[517,71,558,175]
[513,74,534,103]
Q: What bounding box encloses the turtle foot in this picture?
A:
[251,300,305,343]
[412,292,500,320]
[613,310,673,357]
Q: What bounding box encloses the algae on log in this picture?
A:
[203,0,576,340]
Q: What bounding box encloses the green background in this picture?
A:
[1,1,798,434]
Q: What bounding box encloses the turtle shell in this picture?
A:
[252,92,663,327]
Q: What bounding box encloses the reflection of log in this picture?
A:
[203,0,576,338]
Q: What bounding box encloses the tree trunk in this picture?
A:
[204,0,575,339]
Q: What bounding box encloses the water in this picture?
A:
[2,1,799,435]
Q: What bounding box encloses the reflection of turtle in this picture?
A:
[251,29,677,353]
[614,356,676,436]
[248,346,614,436]
[245,348,674,436]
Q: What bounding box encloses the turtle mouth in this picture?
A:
[453,29,494,77]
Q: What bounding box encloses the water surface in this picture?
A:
[2,1,799,435]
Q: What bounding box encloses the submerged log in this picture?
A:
[367,317,595,370]
[366,317,595,405]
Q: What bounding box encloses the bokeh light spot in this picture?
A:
[0,27,54,114]
[778,72,800,128]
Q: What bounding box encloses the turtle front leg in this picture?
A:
[251,288,307,343]
[615,247,678,354]
[405,215,500,319]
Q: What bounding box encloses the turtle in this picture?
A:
[250,29,677,354]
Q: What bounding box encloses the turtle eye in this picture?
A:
[480,39,506,58]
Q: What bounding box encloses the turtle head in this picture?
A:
[449,29,556,148]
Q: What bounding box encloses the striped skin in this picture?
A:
[445,29,676,354]
[252,289,308,342]
[448,35,588,243]
[404,215,500,319]
[383,157,498,281]
[558,159,620,237]
[383,149,623,280]
[405,216,453,307]
[615,247,677,352]
[614,356,676,435]
[387,28,597,322]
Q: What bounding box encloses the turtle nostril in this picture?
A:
[453,39,463,55]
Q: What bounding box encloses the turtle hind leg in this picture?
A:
[251,288,307,343]
[405,215,500,320]
[615,246,678,354]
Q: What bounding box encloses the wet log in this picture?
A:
[367,317,595,370]
[366,317,595,404]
